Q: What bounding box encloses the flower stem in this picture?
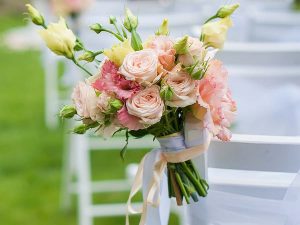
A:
[175,168,190,204]
[71,57,93,76]
[181,162,207,197]
[102,29,124,41]
[204,15,218,24]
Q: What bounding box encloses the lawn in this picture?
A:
[0,16,179,225]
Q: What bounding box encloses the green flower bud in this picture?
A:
[78,51,95,62]
[160,85,173,101]
[131,29,143,51]
[174,35,189,54]
[90,23,103,34]
[73,124,87,134]
[109,16,117,24]
[155,19,169,36]
[109,99,123,111]
[60,105,76,118]
[124,8,138,32]
[74,39,84,51]
[26,4,45,27]
[216,4,240,18]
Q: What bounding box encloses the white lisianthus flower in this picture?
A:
[39,17,76,59]
[201,17,232,49]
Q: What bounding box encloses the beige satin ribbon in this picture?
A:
[126,135,211,225]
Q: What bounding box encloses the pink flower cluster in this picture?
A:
[197,60,237,141]
[71,34,236,140]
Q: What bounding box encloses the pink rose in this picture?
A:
[196,60,236,141]
[72,81,103,121]
[92,60,141,101]
[164,69,198,107]
[147,35,176,71]
[119,49,159,86]
[117,106,144,130]
[126,85,164,125]
[178,36,206,66]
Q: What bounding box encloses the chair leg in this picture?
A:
[43,52,59,129]
[75,134,93,225]
[60,128,76,210]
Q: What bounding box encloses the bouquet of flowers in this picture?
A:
[26,2,238,221]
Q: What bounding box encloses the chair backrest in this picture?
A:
[248,2,300,42]
[208,134,300,173]
[218,42,300,70]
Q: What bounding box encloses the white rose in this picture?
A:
[126,85,164,125]
[119,49,159,86]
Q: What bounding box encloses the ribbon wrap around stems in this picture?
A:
[126,125,211,225]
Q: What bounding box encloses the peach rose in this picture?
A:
[119,49,159,86]
[146,35,176,71]
[126,85,164,125]
[72,81,103,121]
[164,69,198,107]
[178,37,206,66]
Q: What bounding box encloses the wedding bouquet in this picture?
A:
[26,2,238,222]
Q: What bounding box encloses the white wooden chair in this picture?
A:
[188,133,300,225]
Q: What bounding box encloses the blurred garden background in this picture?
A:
[1,0,300,225]
[0,2,160,225]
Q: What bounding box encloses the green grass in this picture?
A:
[0,16,179,225]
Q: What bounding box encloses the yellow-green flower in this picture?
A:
[123,8,138,31]
[201,17,232,49]
[38,17,76,59]
[216,4,239,19]
[103,39,133,66]
[155,19,169,36]
[26,4,45,26]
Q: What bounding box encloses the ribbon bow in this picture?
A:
[126,133,211,225]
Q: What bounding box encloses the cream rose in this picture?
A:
[72,81,103,121]
[119,49,159,86]
[164,70,198,107]
[178,37,206,66]
[126,85,164,125]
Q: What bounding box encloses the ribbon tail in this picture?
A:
[126,154,147,225]
[147,158,168,207]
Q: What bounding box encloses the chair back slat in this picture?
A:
[208,134,300,173]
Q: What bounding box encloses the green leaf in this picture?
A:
[129,129,148,138]
[120,130,129,160]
